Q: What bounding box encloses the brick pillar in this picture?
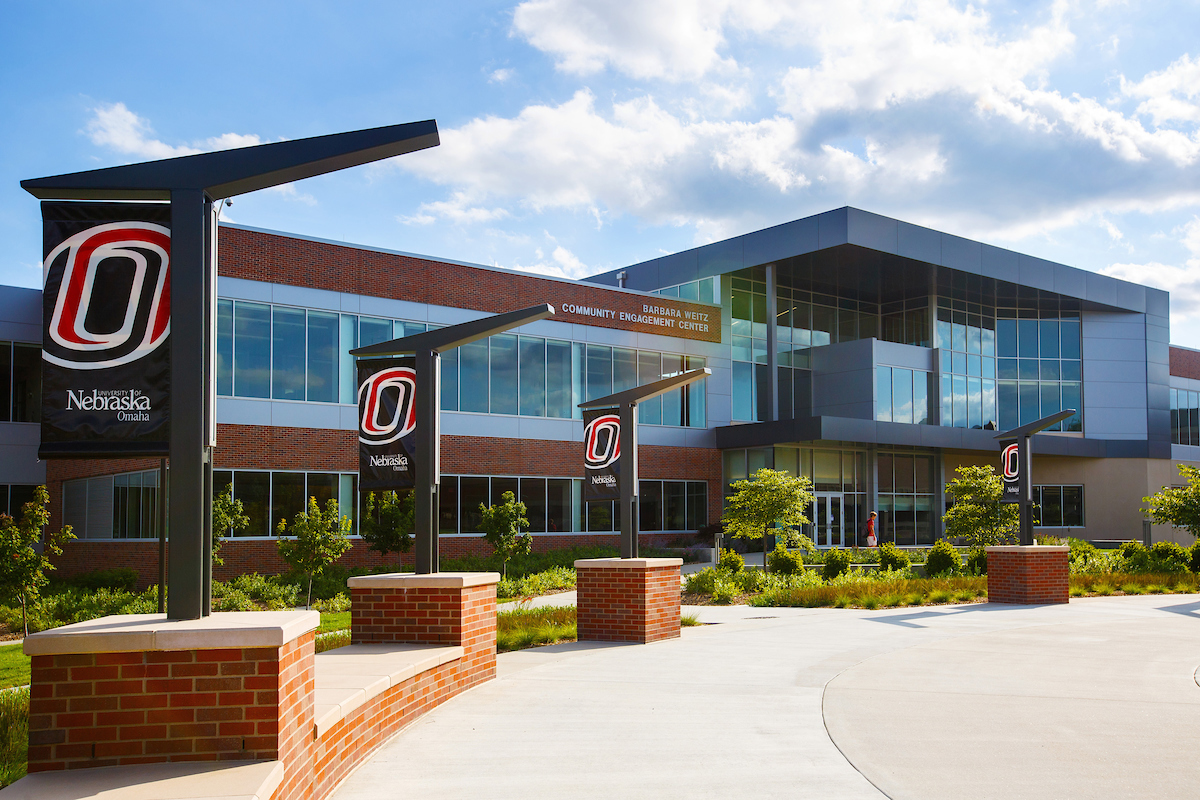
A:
[575,557,682,643]
[347,572,499,690]
[986,545,1070,605]
[24,611,317,780]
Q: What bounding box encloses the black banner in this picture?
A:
[1000,439,1024,503]
[358,357,418,490]
[39,202,171,458]
[583,408,621,501]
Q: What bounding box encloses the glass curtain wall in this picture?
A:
[0,341,41,423]
[1170,389,1199,445]
[876,451,936,545]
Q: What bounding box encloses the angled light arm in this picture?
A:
[995,409,1076,440]
[350,304,555,357]
[579,368,712,409]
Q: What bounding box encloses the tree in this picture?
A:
[479,491,531,579]
[211,483,250,567]
[722,469,813,574]
[942,465,1020,547]
[1143,464,1200,538]
[0,486,75,636]
[276,497,352,609]
[360,490,415,560]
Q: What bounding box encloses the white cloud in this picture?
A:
[1103,217,1200,317]
[85,102,263,160]
[399,191,511,225]
[489,68,514,83]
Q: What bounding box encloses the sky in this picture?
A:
[3,1,1200,343]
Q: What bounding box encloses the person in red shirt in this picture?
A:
[865,511,878,547]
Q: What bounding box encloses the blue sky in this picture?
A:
[4,1,1200,344]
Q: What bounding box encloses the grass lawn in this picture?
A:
[0,645,29,691]
[0,688,27,787]
[318,611,350,634]
[750,576,990,609]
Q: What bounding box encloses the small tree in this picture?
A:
[0,486,75,636]
[211,483,250,567]
[722,469,813,574]
[1143,464,1200,538]
[942,465,1019,547]
[277,497,352,609]
[360,490,415,560]
[479,491,531,579]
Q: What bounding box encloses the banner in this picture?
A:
[1000,440,1024,503]
[39,201,171,458]
[358,357,418,490]
[583,408,621,501]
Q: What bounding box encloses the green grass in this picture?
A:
[752,576,989,609]
[315,629,351,653]
[0,687,27,787]
[1070,573,1200,596]
[0,645,29,691]
[496,606,577,653]
[681,613,701,627]
[318,611,350,634]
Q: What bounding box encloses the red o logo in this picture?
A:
[584,414,621,469]
[1001,442,1020,479]
[43,222,171,370]
[358,366,417,445]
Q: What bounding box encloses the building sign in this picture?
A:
[358,357,418,490]
[39,201,171,458]
[559,294,720,343]
[1000,440,1025,503]
[583,408,621,501]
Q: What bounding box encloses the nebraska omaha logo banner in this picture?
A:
[582,408,621,501]
[358,357,418,490]
[1000,440,1022,503]
[39,201,171,458]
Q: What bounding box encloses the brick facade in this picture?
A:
[1169,345,1200,380]
[27,633,314,773]
[575,559,682,643]
[985,546,1069,605]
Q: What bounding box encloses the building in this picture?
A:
[4,206,1199,586]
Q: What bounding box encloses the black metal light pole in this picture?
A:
[351,304,557,574]
[579,368,711,558]
[995,409,1076,546]
[23,121,441,618]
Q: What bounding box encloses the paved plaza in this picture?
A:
[333,595,1200,799]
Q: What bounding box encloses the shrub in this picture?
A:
[225,573,299,610]
[1067,538,1097,567]
[924,539,960,576]
[877,542,908,572]
[711,583,738,604]
[684,567,720,595]
[718,548,744,574]
[965,547,988,575]
[213,588,256,612]
[767,545,804,575]
[63,568,138,592]
[1149,541,1190,573]
[1118,541,1150,571]
[312,592,351,613]
[1190,541,1200,573]
[736,568,765,593]
[822,548,851,580]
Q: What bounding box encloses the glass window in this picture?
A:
[687,482,708,529]
[459,339,489,413]
[952,375,967,427]
[664,482,687,530]
[272,307,306,400]
[999,380,1019,431]
[1018,319,1039,358]
[724,449,747,488]
[914,372,928,425]
[272,472,305,534]
[234,471,270,537]
[307,473,337,508]
[439,477,458,533]
[234,302,271,398]
[547,479,571,533]
[732,361,754,421]
[1060,320,1081,360]
[440,347,459,411]
[217,300,233,396]
[637,352,662,424]
[1039,320,1060,359]
[359,317,392,348]
[519,336,546,417]
[876,367,893,422]
[967,377,982,429]
[492,477,518,504]
[520,477,547,533]
[893,369,913,424]
[996,318,1017,358]
[1062,383,1082,432]
[662,354,684,425]
[613,348,637,393]
[812,305,835,347]
[814,451,840,492]
[982,379,996,428]
[1019,381,1040,426]
[11,343,40,422]
[306,311,339,403]
[1062,486,1084,526]
[490,334,519,415]
[586,345,612,402]
[546,340,572,419]
[459,477,489,533]
[639,481,663,531]
[587,500,614,532]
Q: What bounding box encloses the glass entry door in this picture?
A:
[813,493,843,548]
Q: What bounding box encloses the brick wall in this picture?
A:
[576,562,682,643]
[27,633,314,772]
[1170,345,1200,380]
[220,225,719,343]
[986,547,1069,605]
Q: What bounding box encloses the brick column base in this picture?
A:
[575,557,683,643]
[986,545,1070,605]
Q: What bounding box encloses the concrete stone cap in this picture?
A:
[985,545,1070,552]
[346,571,501,589]
[574,557,684,569]
[0,758,283,800]
[23,610,319,656]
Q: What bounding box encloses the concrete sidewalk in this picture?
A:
[332,595,1200,800]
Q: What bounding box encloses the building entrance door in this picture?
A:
[813,493,843,548]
